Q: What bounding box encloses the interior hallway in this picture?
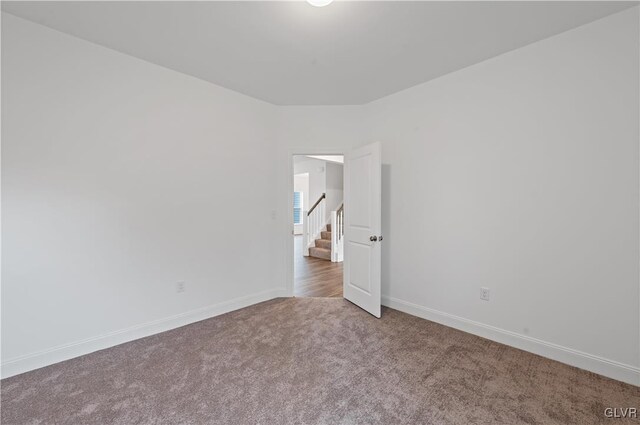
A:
[294,235,343,297]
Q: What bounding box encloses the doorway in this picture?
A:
[291,154,344,297]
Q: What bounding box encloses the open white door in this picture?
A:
[343,142,382,318]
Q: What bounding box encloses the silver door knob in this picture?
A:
[370,236,378,242]
[379,236,383,241]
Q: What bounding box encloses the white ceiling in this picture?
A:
[2,1,636,105]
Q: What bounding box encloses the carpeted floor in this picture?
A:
[1,298,638,424]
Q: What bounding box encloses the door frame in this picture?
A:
[286,147,346,297]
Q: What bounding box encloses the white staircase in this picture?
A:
[303,193,343,262]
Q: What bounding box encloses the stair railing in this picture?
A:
[303,193,326,256]
[331,203,344,262]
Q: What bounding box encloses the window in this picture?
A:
[293,192,303,225]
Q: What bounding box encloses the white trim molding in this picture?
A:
[1,288,287,379]
[382,295,640,387]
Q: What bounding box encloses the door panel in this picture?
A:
[347,242,371,293]
[343,142,381,318]
[349,154,371,228]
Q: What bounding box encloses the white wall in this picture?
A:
[293,157,327,218]
[1,13,284,377]
[364,7,640,384]
[325,162,344,215]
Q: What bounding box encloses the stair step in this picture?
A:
[326,223,332,232]
[315,238,331,249]
[321,231,331,240]
[309,247,331,261]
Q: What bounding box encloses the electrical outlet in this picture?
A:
[176,281,186,293]
[480,287,490,301]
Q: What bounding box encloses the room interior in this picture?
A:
[1,1,639,424]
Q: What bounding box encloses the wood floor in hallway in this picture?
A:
[294,235,343,297]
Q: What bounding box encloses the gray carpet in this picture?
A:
[1,298,638,424]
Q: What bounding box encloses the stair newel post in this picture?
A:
[331,210,338,262]
[336,204,344,262]
[312,210,316,241]
[303,209,309,256]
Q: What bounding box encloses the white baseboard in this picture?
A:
[1,288,287,379]
[382,295,640,387]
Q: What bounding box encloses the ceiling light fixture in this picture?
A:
[306,0,333,7]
